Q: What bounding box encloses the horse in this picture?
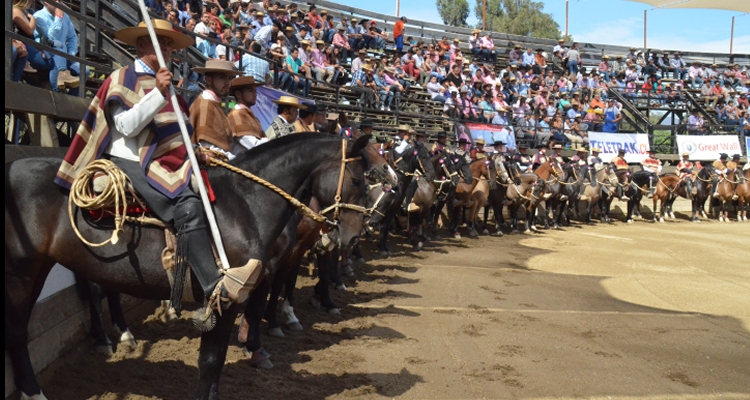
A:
[407,154,460,249]
[578,165,612,225]
[4,145,138,357]
[632,172,680,222]
[447,158,494,238]
[533,158,567,230]
[713,169,739,222]
[483,154,512,236]
[465,158,498,237]
[557,162,586,225]
[665,169,710,223]
[735,167,750,222]
[504,162,547,233]
[622,170,646,224]
[5,134,372,400]
[376,142,436,256]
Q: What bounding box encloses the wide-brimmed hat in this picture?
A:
[518,143,528,149]
[732,154,740,159]
[271,95,308,109]
[116,19,193,50]
[472,29,480,34]
[230,76,263,90]
[397,124,411,132]
[618,148,626,154]
[681,152,690,157]
[536,143,548,149]
[552,144,563,150]
[192,59,242,75]
[591,147,602,153]
[576,146,588,152]
[316,39,325,45]
[475,138,486,145]
[255,11,265,16]
[453,38,460,43]
[558,38,564,43]
[514,44,521,49]
[602,55,610,59]
[719,153,729,159]
[437,132,447,138]
[359,118,374,128]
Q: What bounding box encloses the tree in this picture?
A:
[436,0,470,27]
[474,0,562,40]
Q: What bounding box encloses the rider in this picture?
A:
[726,154,741,200]
[431,131,448,156]
[550,144,565,163]
[227,76,268,153]
[641,149,662,198]
[472,138,486,160]
[711,153,730,199]
[531,143,548,170]
[610,148,631,201]
[54,20,246,314]
[514,143,533,173]
[453,136,473,164]
[676,152,696,196]
[394,124,420,212]
[587,147,604,170]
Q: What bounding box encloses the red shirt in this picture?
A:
[394,20,404,38]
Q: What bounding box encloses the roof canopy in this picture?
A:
[627,0,749,13]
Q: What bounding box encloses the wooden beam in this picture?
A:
[5,81,91,121]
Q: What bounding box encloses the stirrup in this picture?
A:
[407,203,420,212]
[732,194,739,201]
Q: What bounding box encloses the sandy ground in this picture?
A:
[35,217,750,400]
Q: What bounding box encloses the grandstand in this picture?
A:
[5,0,749,158]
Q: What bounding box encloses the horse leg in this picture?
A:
[314,250,339,313]
[195,304,240,400]
[83,281,114,355]
[105,290,137,351]
[377,216,391,256]
[239,277,274,369]
[493,203,505,236]
[524,204,534,233]
[450,206,462,238]
[263,268,285,338]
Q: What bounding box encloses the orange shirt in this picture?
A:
[611,155,629,170]
[394,20,404,38]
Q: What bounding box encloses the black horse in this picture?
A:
[5,134,372,400]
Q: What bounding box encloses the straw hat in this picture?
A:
[255,11,265,17]
[475,138,485,145]
[602,55,610,59]
[576,146,588,152]
[316,39,325,45]
[115,19,193,50]
[514,44,521,49]
[192,60,242,75]
[681,152,690,157]
[351,18,358,22]
[397,124,411,132]
[472,29,480,34]
[271,95,308,109]
[230,76,263,90]
[453,38,460,43]
[591,147,602,153]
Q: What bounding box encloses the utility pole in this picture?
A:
[565,0,569,41]
[396,0,400,17]
[483,0,486,30]
[643,10,647,50]
[730,16,735,54]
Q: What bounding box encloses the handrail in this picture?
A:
[4,30,114,72]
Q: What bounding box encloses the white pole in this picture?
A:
[135,0,231,271]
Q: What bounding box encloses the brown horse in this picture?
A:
[448,159,494,238]
[714,169,739,222]
[735,167,750,222]
[632,172,680,222]
[466,158,498,237]
[504,162,547,233]
[406,154,459,248]
[533,158,566,229]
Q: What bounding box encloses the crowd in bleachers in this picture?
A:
[9,0,750,141]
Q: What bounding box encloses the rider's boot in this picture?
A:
[711,178,720,198]
[647,176,655,199]
[404,179,420,212]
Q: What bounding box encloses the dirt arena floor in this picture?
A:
[35,215,750,399]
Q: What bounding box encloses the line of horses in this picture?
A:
[5,135,748,400]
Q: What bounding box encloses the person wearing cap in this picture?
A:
[190,60,243,158]
[56,20,255,315]
[531,143,549,170]
[514,143,532,173]
[670,52,687,80]
[640,149,662,198]
[228,76,268,153]
[431,132,449,156]
[676,152,697,197]
[571,146,588,167]
[265,95,308,140]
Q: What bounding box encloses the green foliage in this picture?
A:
[436,0,470,27]
[473,0,562,39]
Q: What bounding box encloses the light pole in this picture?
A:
[565,0,569,41]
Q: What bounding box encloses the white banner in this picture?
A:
[587,132,650,163]
[676,136,742,161]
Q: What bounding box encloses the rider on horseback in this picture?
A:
[641,150,662,199]
[55,20,245,314]
[394,125,420,212]
[514,143,532,173]
[472,138,487,160]
[531,143,548,170]
[431,131,448,156]
[611,148,631,201]
[676,152,697,197]
[711,153,732,199]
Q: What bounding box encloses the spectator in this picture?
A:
[281,47,310,96]
[508,44,522,67]
[671,52,687,80]
[34,1,81,95]
[687,109,705,135]
[11,0,36,83]
[394,16,406,53]
[521,48,535,68]
[599,55,611,82]
[688,61,704,89]
[566,43,580,75]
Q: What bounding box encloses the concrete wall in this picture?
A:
[4,269,158,399]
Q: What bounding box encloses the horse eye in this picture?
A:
[351,178,362,187]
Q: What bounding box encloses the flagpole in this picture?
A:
[135,0,231,271]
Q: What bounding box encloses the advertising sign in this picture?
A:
[587,132,650,163]
[676,135,742,160]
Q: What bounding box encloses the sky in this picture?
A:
[331,0,749,54]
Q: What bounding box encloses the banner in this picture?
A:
[676,135,742,161]
[455,122,516,151]
[587,132,650,163]
[746,137,750,156]
[252,87,312,131]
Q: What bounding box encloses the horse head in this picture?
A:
[493,155,511,185]
[435,155,460,186]
[484,158,498,190]
[507,161,523,186]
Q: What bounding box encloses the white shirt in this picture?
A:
[194,22,211,46]
[108,61,171,161]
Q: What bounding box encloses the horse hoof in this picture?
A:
[341,265,354,275]
[530,226,537,232]
[357,257,366,264]
[553,225,561,230]
[287,322,304,331]
[118,329,137,350]
[627,219,633,224]
[95,344,114,356]
[336,284,347,292]
[243,348,274,369]
[468,230,478,238]
[512,229,519,234]
[378,250,389,257]
[523,229,532,234]
[454,233,462,239]
[482,229,490,235]
[413,242,423,250]
[659,218,665,223]
[328,308,341,315]
[20,391,48,400]
[268,327,285,338]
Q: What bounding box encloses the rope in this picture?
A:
[208,157,327,223]
[68,159,155,247]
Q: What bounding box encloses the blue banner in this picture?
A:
[251,87,312,131]
[455,121,516,150]
[746,137,750,156]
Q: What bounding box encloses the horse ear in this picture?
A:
[348,134,372,158]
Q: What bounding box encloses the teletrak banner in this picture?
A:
[587,132,650,163]
[252,87,312,131]
[746,137,750,156]
[676,135,742,160]
[455,122,517,150]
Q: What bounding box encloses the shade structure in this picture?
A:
[626,0,749,13]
